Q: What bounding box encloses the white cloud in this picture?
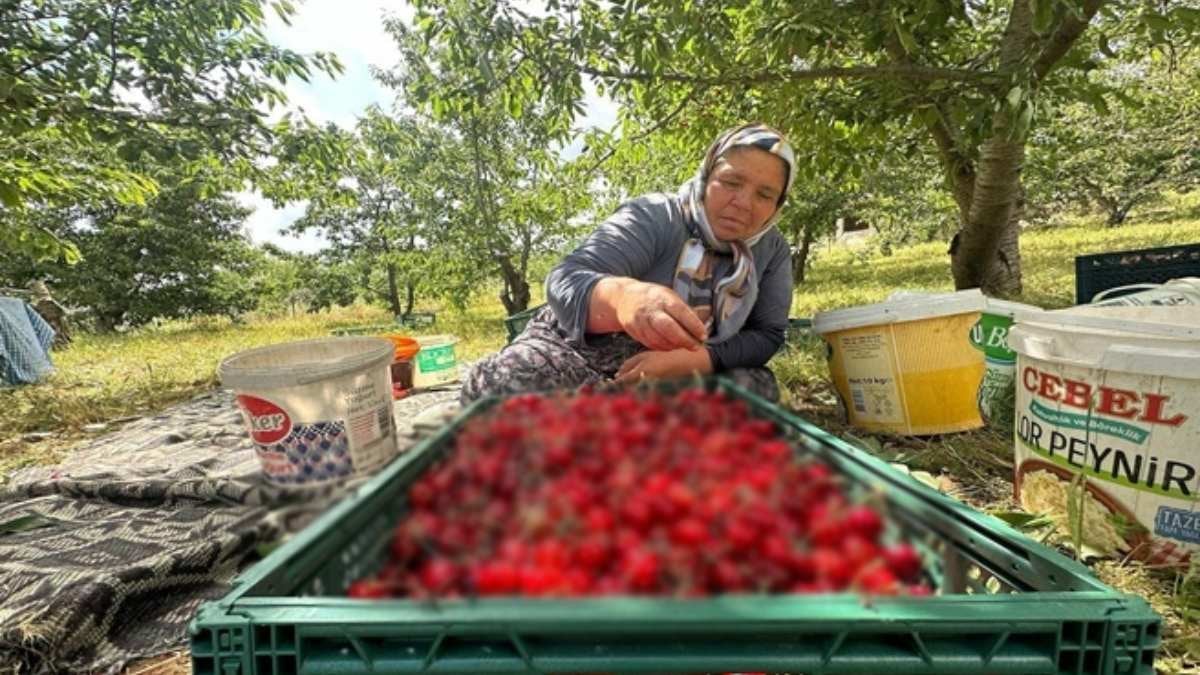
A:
[580,77,620,131]
[266,1,409,69]
[562,77,621,159]
[237,191,328,254]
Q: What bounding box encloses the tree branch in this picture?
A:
[105,6,121,97]
[13,27,99,77]
[579,63,997,88]
[580,86,701,177]
[1032,0,1105,81]
[997,0,1037,72]
[879,16,975,214]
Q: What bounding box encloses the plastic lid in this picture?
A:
[1009,321,1200,378]
[218,337,394,390]
[982,298,1043,321]
[384,335,421,360]
[812,289,987,335]
[416,334,460,346]
[1034,306,1200,338]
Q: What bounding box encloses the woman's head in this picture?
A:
[694,123,794,243]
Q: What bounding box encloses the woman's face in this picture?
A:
[702,147,787,242]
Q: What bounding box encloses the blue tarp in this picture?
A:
[0,297,55,386]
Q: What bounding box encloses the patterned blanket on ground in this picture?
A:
[0,387,462,674]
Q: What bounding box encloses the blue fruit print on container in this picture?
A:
[259,420,354,485]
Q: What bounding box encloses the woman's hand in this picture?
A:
[613,280,708,351]
[615,348,713,384]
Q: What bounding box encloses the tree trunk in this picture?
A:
[791,221,815,283]
[404,280,415,316]
[1081,178,1123,226]
[497,257,530,315]
[983,187,1024,296]
[950,136,1025,297]
[384,262,402,316]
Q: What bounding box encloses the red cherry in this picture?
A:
[883,544,923,582]
[347,578,391,598]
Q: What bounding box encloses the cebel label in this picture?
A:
[237,395,292,445]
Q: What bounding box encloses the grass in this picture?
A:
[5,204,1199,472]
[5,203,1200,670]
[0,301,509,477]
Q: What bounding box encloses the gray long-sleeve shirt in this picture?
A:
[546,192,794,371]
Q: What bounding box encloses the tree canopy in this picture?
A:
[0,0,341,262]
[402,0,1200,296]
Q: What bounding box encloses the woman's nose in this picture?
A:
[730,187,752,209]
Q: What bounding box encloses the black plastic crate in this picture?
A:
[1075,242,1200,303]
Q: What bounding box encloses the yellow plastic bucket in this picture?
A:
[813,290,987,435]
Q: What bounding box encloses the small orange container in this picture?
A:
[383,335,420,390]
[385,335,421,361]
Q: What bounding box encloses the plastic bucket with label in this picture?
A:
[813,289,987,435]
[413,335,460,388]
[1090,277,1200,307]
[218,337,399,487]
[970,299,1044,429]
[1009,307,1200,564]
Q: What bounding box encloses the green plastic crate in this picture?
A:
[396,311,437,329]
[504,304,545,343]
[190,379,1160,675]
[329,313,437,336]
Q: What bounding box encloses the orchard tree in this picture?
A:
[382,12,590,314]
[264,108,449,317]
[402,0,1200,296]
[1027,53,1200,225]
[0,0,341,261]
[0,166,258,328]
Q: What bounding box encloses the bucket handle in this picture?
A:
[1091,283,1159,302]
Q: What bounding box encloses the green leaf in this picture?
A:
[0,181,21,208]
[1011,99,1035,139]
[1006,85,1023,111]
[892,13,918,54]
[1066,471,1086,556]
[1143,13,1172,33]
[990,510,1056,531]
[1030,0,1056,35]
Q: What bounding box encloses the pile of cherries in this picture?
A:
[348,389,929,599]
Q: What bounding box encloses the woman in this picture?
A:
[462,123,795,402]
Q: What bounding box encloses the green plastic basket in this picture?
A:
[504,304,544,343]
[190,379,1160,675]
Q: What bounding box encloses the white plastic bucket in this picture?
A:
[813,289,987,435]
[413,335,460,388]
[970,299,1044,428]
[218,337,399,487]
[1090,277,1200,307]
[1009,307,1200,563]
